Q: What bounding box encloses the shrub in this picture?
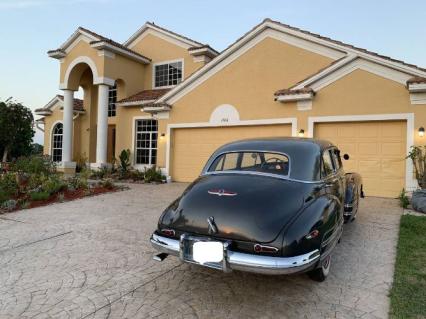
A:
[399,188,410,209]
[11,155,56,176]
[144,166,165,183]
[68,176,88,190]
[41,175,67,195]
[30,191,50,201]
[91,166,110,179]
[0,172,18,198]
[1,199,17,211]
[101,178,115,190]
[118,149,131,177]
[129,169,144,181]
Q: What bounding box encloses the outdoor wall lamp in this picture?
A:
[419,127,425,137]
[160,133,166,140]
[298,129,305,137]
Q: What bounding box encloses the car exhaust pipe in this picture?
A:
[153,252,169,262]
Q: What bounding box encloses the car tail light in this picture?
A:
[253,244,279,253]
[305,229,320,240]
[161,229,175,237]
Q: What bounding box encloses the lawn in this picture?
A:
[389,215,426,318]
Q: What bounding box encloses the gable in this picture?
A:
[170,36,334,122]
[132,33,205,90]
[159,19,426,105]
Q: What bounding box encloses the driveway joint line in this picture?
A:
[0,231,73,253]
[0,216,27,223]
[81,263,183,319]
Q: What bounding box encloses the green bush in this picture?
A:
[68,176,88,190]
[398,188,410,209]
[41,175,67,195]
[118,149,131,177]
[1,199,17,211]
[91,166,111,179]
[76,154,88,173]
[30,191,50,201]
[129,169,144,181]
[0,172,18,199]
[144,167,165,183]
[101,178,115,190]
[11,155,56,176]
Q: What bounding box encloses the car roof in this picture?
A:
[216,137,335,153]
[202,137,336,182]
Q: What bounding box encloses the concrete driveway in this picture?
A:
[0,183,401,319]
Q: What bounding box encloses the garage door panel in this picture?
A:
[172,124,292,182]
[358,143,379,156]
[315,120,406,198]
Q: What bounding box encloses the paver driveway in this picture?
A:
[0,183,402,319]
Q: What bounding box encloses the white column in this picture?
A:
[96,84,109,166]
[62,90,74,163]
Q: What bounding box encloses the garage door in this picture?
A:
[315,121,406,198]
[172,124,292,182]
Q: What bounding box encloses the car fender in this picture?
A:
[281,195,341,257]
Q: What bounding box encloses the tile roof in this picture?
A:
[144,22,204,47]
[78,27,151,62]
[407,76,426,85]
[118,88,171,104]
[188,44,219,55]
[274,88,315,96]
[35,95,84,113]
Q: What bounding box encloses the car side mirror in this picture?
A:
[343,154,350,160]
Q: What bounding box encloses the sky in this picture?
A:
[0,0,425,144]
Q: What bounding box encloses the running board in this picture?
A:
[153,252,169,262]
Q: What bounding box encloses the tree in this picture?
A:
[0,98,35,162]
[31,143,44,155]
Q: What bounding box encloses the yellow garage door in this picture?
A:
[315,121,406,198]
[172,124,292,182]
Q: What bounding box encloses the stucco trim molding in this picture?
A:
[165,117,298,179]
[59,56,115,89]
[307,113,417,191]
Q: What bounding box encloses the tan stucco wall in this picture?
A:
[115,106,167,168]
[131,34,204,90]
[169,37,334,124]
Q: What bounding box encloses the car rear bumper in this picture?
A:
[150,233,320,275]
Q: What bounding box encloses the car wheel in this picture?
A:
[308,255,331,282]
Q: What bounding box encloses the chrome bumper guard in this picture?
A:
[150,233,320,275]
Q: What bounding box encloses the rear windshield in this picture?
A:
[208,151,290,176]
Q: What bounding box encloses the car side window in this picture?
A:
[322,150,335,177]
[332,149,342,171]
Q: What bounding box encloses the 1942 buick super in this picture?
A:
[151,138,363,281]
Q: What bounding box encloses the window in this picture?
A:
[135,119,158,165]
[51,123,63,162]
[154,61,183,88]
[108,84,117,117]
[321,150,335,177]
[331,148,342,170]
[209,152,289,176]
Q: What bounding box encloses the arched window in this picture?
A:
[52,123,63,162]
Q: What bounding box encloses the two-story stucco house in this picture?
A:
[35,18,426,198]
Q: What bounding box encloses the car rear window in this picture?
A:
[208,152,290,176]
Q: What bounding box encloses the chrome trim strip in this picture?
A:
[151,234,320,275]
[202,171,322,184]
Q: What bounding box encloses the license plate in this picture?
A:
[181,236,224,270]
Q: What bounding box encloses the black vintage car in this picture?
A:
[151,138,363,281]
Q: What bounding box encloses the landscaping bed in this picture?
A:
[389,215,426,318]
[0,155,123,213]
